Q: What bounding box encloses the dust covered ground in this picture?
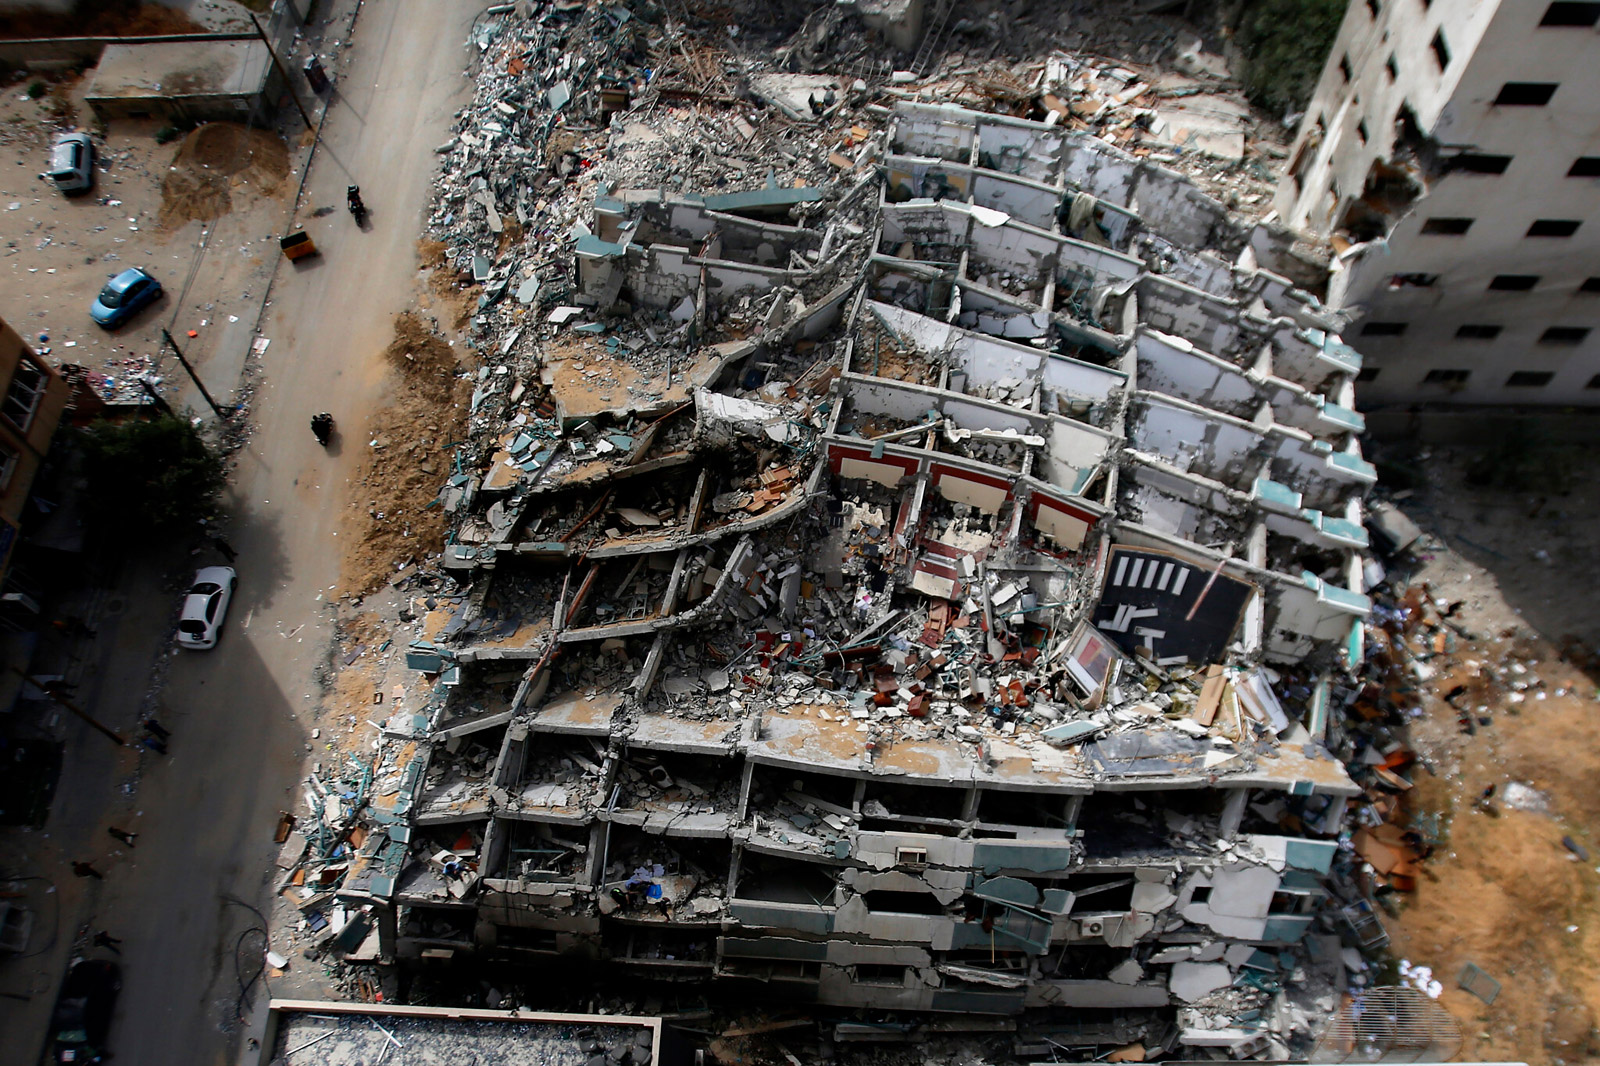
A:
[338,311,472,595]
[1372,437,1600,1065]
[0,71,294,407]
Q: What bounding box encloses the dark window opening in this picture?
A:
[1570,157,1600,177]
[1542,1,1600,25]
[1421,217,1473,235]
[1357,120,1370,144]
[1448,153,1511,175]
[978,789,1072,829]
[1356,367,1381,382]
[1386,55,1399,81]
[1581,277,1600,293]
[1339,54,1353,82]
[1456,324,1503,339]
[1540,326,1591,345]
[862,891,947,916]
[1493,82,1558,106]
[734,852,838,906]
[1507,371,1555,387]
[1190,885,1213,905]
[1388,272,1438,289]
[1367,0,1381,14]
[1361,321,1408,336]
[854,964,911,985]
[863,778,966,823]
[1270,891,1320,916]
[1430,30,1450,70]
[1489,275,1540,291]
[749,765,855,812]
[1528,219,1581,237]
[497,926,559,952]
[1062,872,1138,913]
[1424,369,1470,384]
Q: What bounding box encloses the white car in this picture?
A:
[48,131,93,195]
[177,566,236,650]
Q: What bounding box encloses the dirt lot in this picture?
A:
[1371,440,1600,1066]
[0,73,292,409]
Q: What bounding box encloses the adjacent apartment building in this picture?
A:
[0,317,69,581]
[1272,0,1600,405]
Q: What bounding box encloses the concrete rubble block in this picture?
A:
[1169,961,1232,1003]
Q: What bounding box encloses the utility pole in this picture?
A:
[137,375,174,417]
[249,11,315,129]
[11,668,125,748]
[160,329,229,421]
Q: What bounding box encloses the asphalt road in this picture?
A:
[0,5,476,1065]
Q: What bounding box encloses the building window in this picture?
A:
[1506,371,1555,387]
[1388,272,1438,289]
[1,359,47,434]
[1528,219,1581,237]
[1489,274,1540,291]
[1456,324,1503,339]
[1449,153,1512,174]
[1385,55,1399,81]
[1541,2,1600,26]
[1367,0,1381,14]
[1356,367,1381,382]
[1540,326,1591,344]
[1421,217,1473,235]
[1357,119,1370,144]
[1430,30,1451,70]
[1570,157,1600,177]
[1581,277,1600,293]
[1339,54,1353,82]
[1423,369,1470,384]
[1361,321,1408,336]
[1493,82,1558,106]
[1190,885,1213,905]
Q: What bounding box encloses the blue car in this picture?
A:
[89,268,162,328]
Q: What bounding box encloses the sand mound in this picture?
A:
[341,313,472,595]
[158,122,290,229]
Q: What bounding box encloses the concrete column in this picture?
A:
[1219,788,1249,840]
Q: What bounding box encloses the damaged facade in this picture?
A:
[280,5,1394,1058]
[1273,0,1600,404]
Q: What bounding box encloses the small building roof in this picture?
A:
[84,38,271,101]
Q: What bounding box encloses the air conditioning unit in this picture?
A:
[1079,918,1106,937]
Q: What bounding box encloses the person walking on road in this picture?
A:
[141,717,171,740]
[107,827,137,847]
[139,732,167,755]
[72,861,103,880]
[92,931,122,955]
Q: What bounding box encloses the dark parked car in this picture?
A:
[89,268,162,328]
[49,959,120,1063]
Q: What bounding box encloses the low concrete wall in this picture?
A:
[0,32,254,70]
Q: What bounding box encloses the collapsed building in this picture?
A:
[286,6,1389,1058]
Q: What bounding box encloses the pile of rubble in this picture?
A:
[262,3,1481,1060]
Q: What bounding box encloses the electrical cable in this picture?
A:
[222,895,270,1024]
